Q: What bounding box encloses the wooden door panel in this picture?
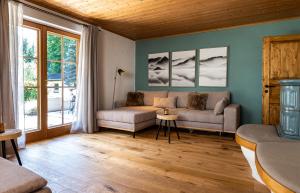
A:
[263,35,300,125]
[269,104,280,125]
[270,41,300,79]
[269,86,280,104]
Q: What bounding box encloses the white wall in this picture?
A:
[99,29,135,110]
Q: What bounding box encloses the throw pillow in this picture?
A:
[214,97,229,115]
[153,97,177,108]
[126,92,144,106]
[187,93,208,110]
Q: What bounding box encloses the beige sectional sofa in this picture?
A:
[97,91,240,137]
[0,157,51,193]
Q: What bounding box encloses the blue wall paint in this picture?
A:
[135,19,300,124]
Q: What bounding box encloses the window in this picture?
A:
[21,20,80,141]
[47,32,79,127]
[22,25,40,132]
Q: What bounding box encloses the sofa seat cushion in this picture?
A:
[0,158,48,193]
[176,109,224,124]
[236,124,290,145]
[97,106,160,124]
[256,142,300,192]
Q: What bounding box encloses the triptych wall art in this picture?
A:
[148,47,228,87]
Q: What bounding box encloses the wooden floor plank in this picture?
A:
[11,128,270,193]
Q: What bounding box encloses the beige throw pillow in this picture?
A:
[214,97,229,115]
[153,97,177,108]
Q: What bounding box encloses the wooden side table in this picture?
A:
[0,129,22,165]
[156,114,180,143]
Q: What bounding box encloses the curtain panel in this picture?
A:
[0,0,24,154]
[8,1,25,147]
[72,25,101,133]
[0,0,15,130]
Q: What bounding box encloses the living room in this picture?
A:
[0,0,300,193]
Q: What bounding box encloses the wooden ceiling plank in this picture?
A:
[26,0,300,40]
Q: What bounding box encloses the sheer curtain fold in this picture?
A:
[71,25,101,133]
[8,1,25,147]
[0,0,24,150]
[0,0,15,129]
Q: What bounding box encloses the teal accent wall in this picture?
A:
[135,19,300,124]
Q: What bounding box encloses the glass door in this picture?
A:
[46,30,78,129]
[22,21,80,142]
[22,23,40,133]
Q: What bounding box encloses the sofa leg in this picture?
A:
[219,132,222,136]
[133,132,136,138]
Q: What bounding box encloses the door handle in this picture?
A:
[265,85,275,88]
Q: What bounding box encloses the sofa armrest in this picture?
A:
[114,100,126,108]
[224,104,240,133]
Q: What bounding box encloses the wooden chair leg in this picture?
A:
[11,139,22,166]
[1,141,6,159]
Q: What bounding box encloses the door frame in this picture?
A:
[262,34,300,124]
[23,20,80,143]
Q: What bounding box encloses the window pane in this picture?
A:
[24,87,38,131]
[63,87,76,124]
[48,88,62,127]
[47,61,62,88]
[47,33,61,61]
[63,37,77,62]
[22,27,38,58]
[64,63,76,87]
[24,59,38,87]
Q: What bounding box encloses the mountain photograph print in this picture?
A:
[199,47,228,87]
[171,50,196,87]
[148,52,170,86]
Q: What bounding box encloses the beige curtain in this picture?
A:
[0,0,15,129]
[71,25,101,133]
[0,0,16,155]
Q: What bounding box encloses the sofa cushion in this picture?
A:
[177,109,224,124]
[153,97,177,108]
[126,92,144,106]
[168,92,190,108]
[97,106,160,124]
[187,93,208,110]
[0,157,48,193]
[214,97,229,115]
[139,91,168,106]
[201,91,230,110]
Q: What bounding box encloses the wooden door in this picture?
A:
[263,34,300,125]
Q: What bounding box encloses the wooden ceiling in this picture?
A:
[27,0,300,40]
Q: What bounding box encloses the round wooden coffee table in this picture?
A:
[0,129,22,165]
[156,114,180,143]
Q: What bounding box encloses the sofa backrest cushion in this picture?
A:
[168,92,190,108]
[204,91,230,110]
[139,91,168,106]
[126,92,144,106]
[153,97,177,108]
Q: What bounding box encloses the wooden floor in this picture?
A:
[13,128,270,193]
